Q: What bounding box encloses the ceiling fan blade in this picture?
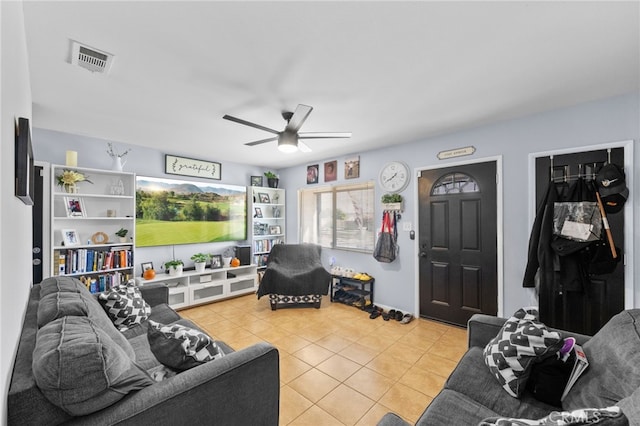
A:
[298,132,352,139]
[223,114,280,134]
[285,104,313,133]
[244,136,279,146]
[298,140,312,153]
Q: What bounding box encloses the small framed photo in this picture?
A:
[324,160,337,182]
[307,164,319,184]
[258,192,270,203]
[269,225,282,235]
[254,207,263,218]
[64,196,86,217]
[211,254,223,269]
[345,155,360,179]
[61,229,80,246]
[250,176,263,186]
[141,262,154,276]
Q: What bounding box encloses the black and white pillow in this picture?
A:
[147,320,225,371]
[98,282,150,331]
[483,308,562,398]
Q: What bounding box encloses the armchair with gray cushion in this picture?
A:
[257,243,331,310]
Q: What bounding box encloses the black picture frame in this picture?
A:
[254,207,263,218]
[250,176,263,186]
[15,117,34,205]
[258,192,270,203]
[141,262,154,276]
[211,254,223,269]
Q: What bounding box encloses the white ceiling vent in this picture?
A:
[70,41,114,74]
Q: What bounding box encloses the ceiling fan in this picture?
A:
[223,104,351,153]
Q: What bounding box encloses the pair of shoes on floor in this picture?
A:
[400,313,414,324]
[385,309,404,321]
[369,306,383,319]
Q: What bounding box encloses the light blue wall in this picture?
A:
[32,129,273,275]
[279,92,640,316]
[32,92,639,315]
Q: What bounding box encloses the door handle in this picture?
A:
[419,251,428,258]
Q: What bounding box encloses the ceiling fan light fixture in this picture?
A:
[278,132,298,153]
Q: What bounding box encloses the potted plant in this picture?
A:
[190,253,211,273]
[164,259,184,276]
[264,171,279,188]
[381,193,403,211]
[222,247,235,267]
[115,228,129,243]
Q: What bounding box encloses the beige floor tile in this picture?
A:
[280,385,314,426]
[280,354,313,384]
[271,334,312,355]
[293,343,335,366]
[379,383,432,424]
[316,354,362,382]
[357,333,395,352]
[382,341,426,365]
[414,352,459,379]
[317,384,376,426]
[344,367,395,401]
[354,403,396,426]
[339,342,380,365]
[254,326,293,343]
[210,325,253,343]
[289,368,340,403]
[365,351,412,380]
[227,333,268,350]
[399,365,447,397]
[289,405,345,426]
[395,332,436,352]
[315,334,355,353]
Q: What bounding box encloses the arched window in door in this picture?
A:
[430,172,480,195]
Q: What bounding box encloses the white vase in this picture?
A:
[111,157,126,171]
[222,257,232,267]
[194,262,206,273]
[168,265,183,276]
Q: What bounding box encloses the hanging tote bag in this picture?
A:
[373,212,398,263]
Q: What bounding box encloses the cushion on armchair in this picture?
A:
[257,243,331,298]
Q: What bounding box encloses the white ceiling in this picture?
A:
[22,1,639,169]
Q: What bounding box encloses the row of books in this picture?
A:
[79,272,132,294]
[253,239,283,254]
[254,254,270,268]
[54,247,133,275]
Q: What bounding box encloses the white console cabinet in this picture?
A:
[141,264,258,309]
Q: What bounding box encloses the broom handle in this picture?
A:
[594,190,617,259]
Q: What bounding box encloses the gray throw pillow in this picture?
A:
[147,320,225,371]
[563,309,640,411]
[484,308,563,398]
[33,316,153,416]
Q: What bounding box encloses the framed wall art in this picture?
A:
[250,176,263,186]
[165,154,221,180]
[345,155,360,179]
[324,160,337,182]
[307,164,319,184]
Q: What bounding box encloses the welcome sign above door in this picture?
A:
[165,154,221,180]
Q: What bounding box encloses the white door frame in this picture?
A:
[413,155,504,318]
[528,140,635,309]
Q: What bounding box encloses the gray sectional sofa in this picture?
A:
[378,311,640,426]
[8,276,280,425]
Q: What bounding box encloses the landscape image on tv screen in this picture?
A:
[136,176,247,247]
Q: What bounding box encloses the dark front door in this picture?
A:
[418,161,498,327]
[535,148,625,335]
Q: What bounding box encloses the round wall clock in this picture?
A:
[379,161,410,193]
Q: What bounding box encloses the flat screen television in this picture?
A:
[136,176,247,247]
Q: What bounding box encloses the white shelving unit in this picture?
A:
[250,186,285,270]
[141,265,258,309]
[50,165,135,292]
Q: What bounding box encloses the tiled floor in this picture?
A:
[179,294,468,426]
